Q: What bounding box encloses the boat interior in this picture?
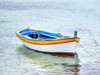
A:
[18,29,71,40]
[28,34,56,39]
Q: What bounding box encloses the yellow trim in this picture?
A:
[18,30,22,33]
[34,29,41,31]
[59,36,65,39]
[17,34,80,45]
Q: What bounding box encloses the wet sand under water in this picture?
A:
[16,45,100,75]
[17,45,80,75]
[0,0,100,75]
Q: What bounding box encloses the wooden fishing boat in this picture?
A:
[16,28,80,55]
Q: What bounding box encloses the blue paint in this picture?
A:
[74,31,77,37]
[16,29,77,41]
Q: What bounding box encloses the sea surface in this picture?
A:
[0,0,100,75]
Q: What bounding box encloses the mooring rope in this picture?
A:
[78,43,100,60]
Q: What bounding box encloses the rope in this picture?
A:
[78,43,100,60]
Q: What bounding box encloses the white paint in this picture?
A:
[22,41,78,53]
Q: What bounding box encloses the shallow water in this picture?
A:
[0,0,100,75]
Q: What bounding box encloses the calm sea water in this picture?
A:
[0,0,100,75]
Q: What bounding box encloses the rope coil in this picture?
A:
[78,43,100,60]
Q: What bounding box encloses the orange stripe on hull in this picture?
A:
[16,34,80,45]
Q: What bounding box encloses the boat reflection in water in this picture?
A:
[17,45,80,75]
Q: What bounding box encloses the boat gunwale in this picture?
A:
[16,31,80,40]
[16,31,80,45]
